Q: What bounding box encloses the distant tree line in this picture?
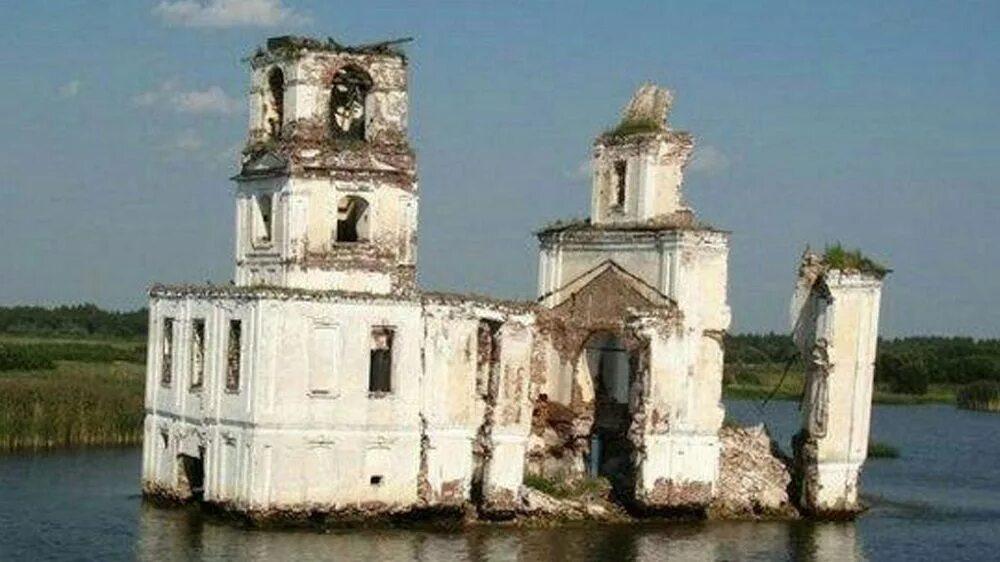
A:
[725,332,1000,396]
[2,305,998,397]
[0,304,147,339]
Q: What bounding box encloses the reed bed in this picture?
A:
[0,361,145,451]
[956,381,1000,413]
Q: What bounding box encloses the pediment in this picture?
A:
[238,150,288,178]
[544,260,676,318]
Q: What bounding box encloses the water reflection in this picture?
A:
[7,402,996,561]
[135,504,866,562]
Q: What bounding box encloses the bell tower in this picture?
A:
[590,84,693,226]
[234,36,418,295]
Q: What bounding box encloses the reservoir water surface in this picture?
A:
[2,401,998,561]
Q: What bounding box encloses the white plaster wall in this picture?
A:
[810,273,883,509]
[590,137,689,226]
[236,176,287,286]
[235,175,417,293]
[144,296,258,501]
[541,236,673,302]
[632,321,720,496]
[542,231,730,334]
[143,293,536,512]
[482,320,535,498]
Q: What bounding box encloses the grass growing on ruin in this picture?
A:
[524,474,610,500]
[823,243,890,277]
[601,117,662,139]
[0,336,146,451]
[867,441,900,459]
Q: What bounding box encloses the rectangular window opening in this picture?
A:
[226,319,242,393]
[161,318,174,385]
[190,319,206,390]
[370,475,383,486]
[253,194,273,244]
[368,327,394,394]
[476,320,502,397]
[613,159,627,208]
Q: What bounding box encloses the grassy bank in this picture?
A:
[0,336,145,451]
[722,365,956,405]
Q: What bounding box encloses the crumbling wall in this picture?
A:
[476,318,536,516]
[527,266,662,481]
[624,311,721,512]
[709,425,798,519]
[247,40,409,148]
[789,253,885,517]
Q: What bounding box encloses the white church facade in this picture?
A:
[142,36,885,522]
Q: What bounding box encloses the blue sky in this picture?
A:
[1,1,998,337]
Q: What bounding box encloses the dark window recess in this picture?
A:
[476,320,501,397]
[226,320,242,392]
[178,449,205,501]
[613,160,627,207]
[368,327,394,393]
[161,318,174,385]
[267,67,284,138]
[190,319,206,389]
[370,475,383,486]
[335,195,369,242]
[330,65,372,141]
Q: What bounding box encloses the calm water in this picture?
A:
[2,401,998,561]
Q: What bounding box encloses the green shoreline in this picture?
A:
[723,384,956,405]
[4,319,998,451]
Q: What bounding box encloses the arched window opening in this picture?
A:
[330,66,372,141]
[336,195,370,243]
[265,67,285,139]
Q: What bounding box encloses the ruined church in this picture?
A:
[142,36,886,521]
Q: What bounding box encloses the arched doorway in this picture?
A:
[580,331,633,481]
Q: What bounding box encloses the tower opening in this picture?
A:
[613,160,627,208]
[330,65,372,141]
[335,195,370,243]
[266,67,284,139]
[253,194,273,244]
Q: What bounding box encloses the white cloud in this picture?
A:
[132,82,241,116]
[153,0,309,28]
[57,80,82,99]
[688,145,730,175]
[166,130,207,152]
[173,86,241,115]
[131,90,163,107]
